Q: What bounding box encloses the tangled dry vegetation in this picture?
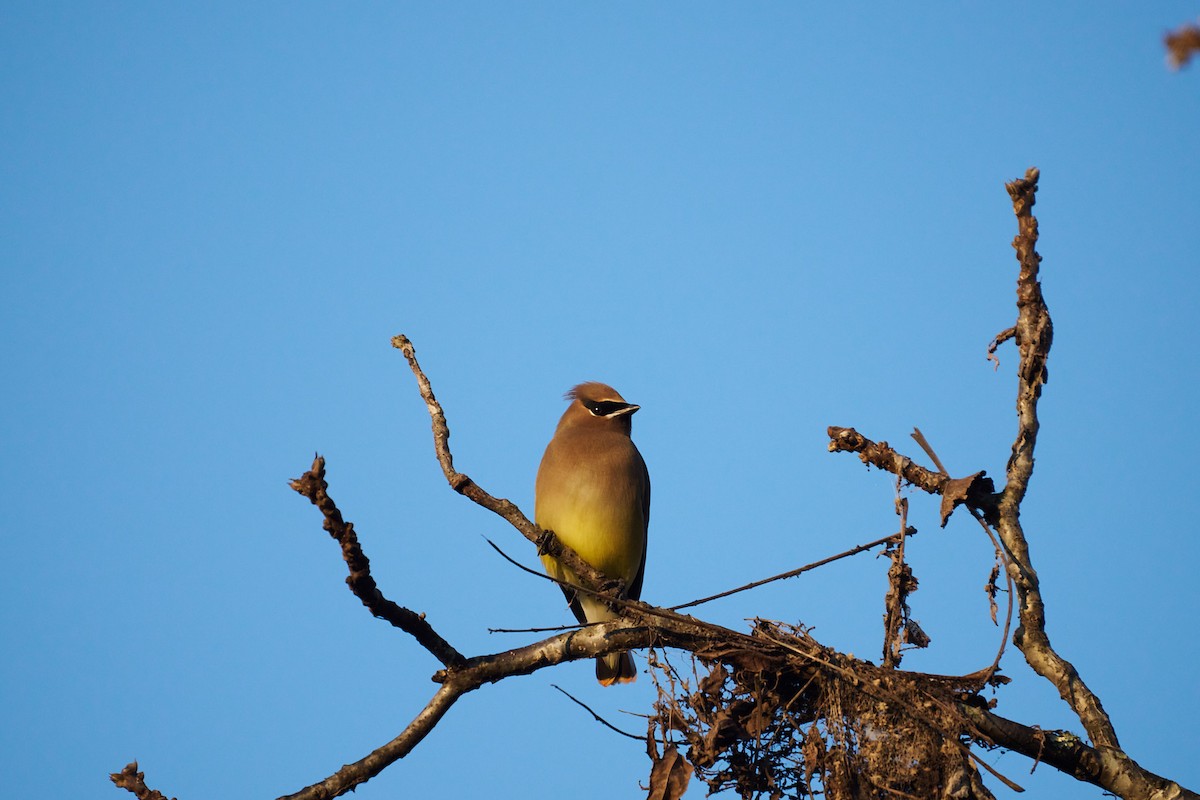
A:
[645,622,1008,800]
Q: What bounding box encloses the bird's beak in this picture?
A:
[614,403,640,416]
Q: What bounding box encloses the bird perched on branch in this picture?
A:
[535,382,650,686]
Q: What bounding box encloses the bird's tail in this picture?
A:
[596,651,636,686]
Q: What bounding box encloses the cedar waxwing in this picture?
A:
[535,382,650,686]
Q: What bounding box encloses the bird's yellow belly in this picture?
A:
[536,485,645,593]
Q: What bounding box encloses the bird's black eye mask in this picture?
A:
[586,400,632,417]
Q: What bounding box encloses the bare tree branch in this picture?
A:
[1000,167,1052,507]
[551,684,644,741]
[993,168,1120,751]
[964,706,1196,800]
[826,426,999,526]
[263,580,1194,800]
[289,454,464,668]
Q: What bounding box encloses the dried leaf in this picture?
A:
[939,471,994,527]
[697,663,727,697]
[647,745,694,800]
[985,563,1001,625]
[744,700,774,738]
[706,702,750,751]
[904,619,931,648]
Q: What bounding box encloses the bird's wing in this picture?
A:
[626,451,651,602]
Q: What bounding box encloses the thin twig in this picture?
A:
[483,536,559,584]
[489,624,580,634]
[551,684,644,741]
[481,535,648,628]
[971,508,1014,680]
[987,326,1017,371]
[967,752,1026,794]
[669,528,917,611]
[911,427,948,475]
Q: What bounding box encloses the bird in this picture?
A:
[535,382,650,686]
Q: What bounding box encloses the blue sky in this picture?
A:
[3,4,1198,799]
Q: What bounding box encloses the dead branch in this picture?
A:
[281,592,1198,800]
[993,168,1120,751]
[289,455,464,668]
[964,706,1195,800]
[971,509,1013,680]
[827,426,999,526]
[827,426,946,494]
[109,763,175,800]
